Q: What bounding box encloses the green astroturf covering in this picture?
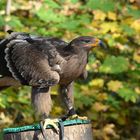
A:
[3,119,90,134]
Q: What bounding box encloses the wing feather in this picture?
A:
[4,33,64,87]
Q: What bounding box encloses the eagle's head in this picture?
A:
[69,36,106,51]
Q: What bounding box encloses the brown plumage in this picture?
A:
[0,31,105,120]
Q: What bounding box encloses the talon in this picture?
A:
[69,114,88,120]
[41,118,59,133]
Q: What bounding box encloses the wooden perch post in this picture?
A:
[3,119,93,140]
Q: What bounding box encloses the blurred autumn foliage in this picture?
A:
[0,0,140,139]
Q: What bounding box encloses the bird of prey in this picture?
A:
[0,31,105,132]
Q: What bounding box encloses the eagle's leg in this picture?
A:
[31,87,59,132]
[59,82,87,121]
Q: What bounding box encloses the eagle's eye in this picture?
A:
[83,40,91,43]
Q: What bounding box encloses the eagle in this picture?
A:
[0,31,105,132]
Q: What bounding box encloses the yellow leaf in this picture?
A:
[131,19,140,32]
[116,43,126,51]
[93,124,119,140]
[89,78,104,88]
[135,87,140,94]
[93,10,106,21]
[4,16,11,22]
[123,17,134,25]
[92,102,108,112]
[80,85,89,92]
[100,22,120,34]
[86,64,90,71]
[0,112,13,125]
[90,60,101,72]
[97,93,108,101]
[129,0,135,2]
[103,124,115,135]
[131,96,136,103]
[100,23,110,33]
[107,12,117,21]
[52,106,63,115]
[107,80,123,92]
[133,49,140,63]
[103,124,119,139]
[112,33,121,38]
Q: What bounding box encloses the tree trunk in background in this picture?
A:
[4,0,11,32]
[4,123,93,140]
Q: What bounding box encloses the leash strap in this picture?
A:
[40,121,48,140]
[58,120,64,140]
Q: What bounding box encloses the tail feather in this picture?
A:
[31,87,52,118]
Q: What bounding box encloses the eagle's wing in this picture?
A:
[79,69,88,80]
[4,32,64,88]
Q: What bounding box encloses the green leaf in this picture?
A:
[0,1,6,10]
[86,0,115,12]
[77,14,92,24]
[71,0,78,4]
[0,16,5,26]
[121,24,135,36]
[36,7,65,23]
[99,56,129,74]
[37,28,49,36]
[88,53,96,64]
[106,95,120,109]
[7,16,23,28]
[0,131,3,140]
[127,6,140,19]
[0,99,6,108]
[127,69,140,81]
[74,86,95,108]
[58,20,80,30]
[44,0,61,8]
[118,87,138,103]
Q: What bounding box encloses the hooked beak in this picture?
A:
[99,40,107,49]
[91,38,107,49]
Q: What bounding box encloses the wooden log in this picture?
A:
[3,119,93,140]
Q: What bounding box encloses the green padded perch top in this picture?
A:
[3,119,90,134]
